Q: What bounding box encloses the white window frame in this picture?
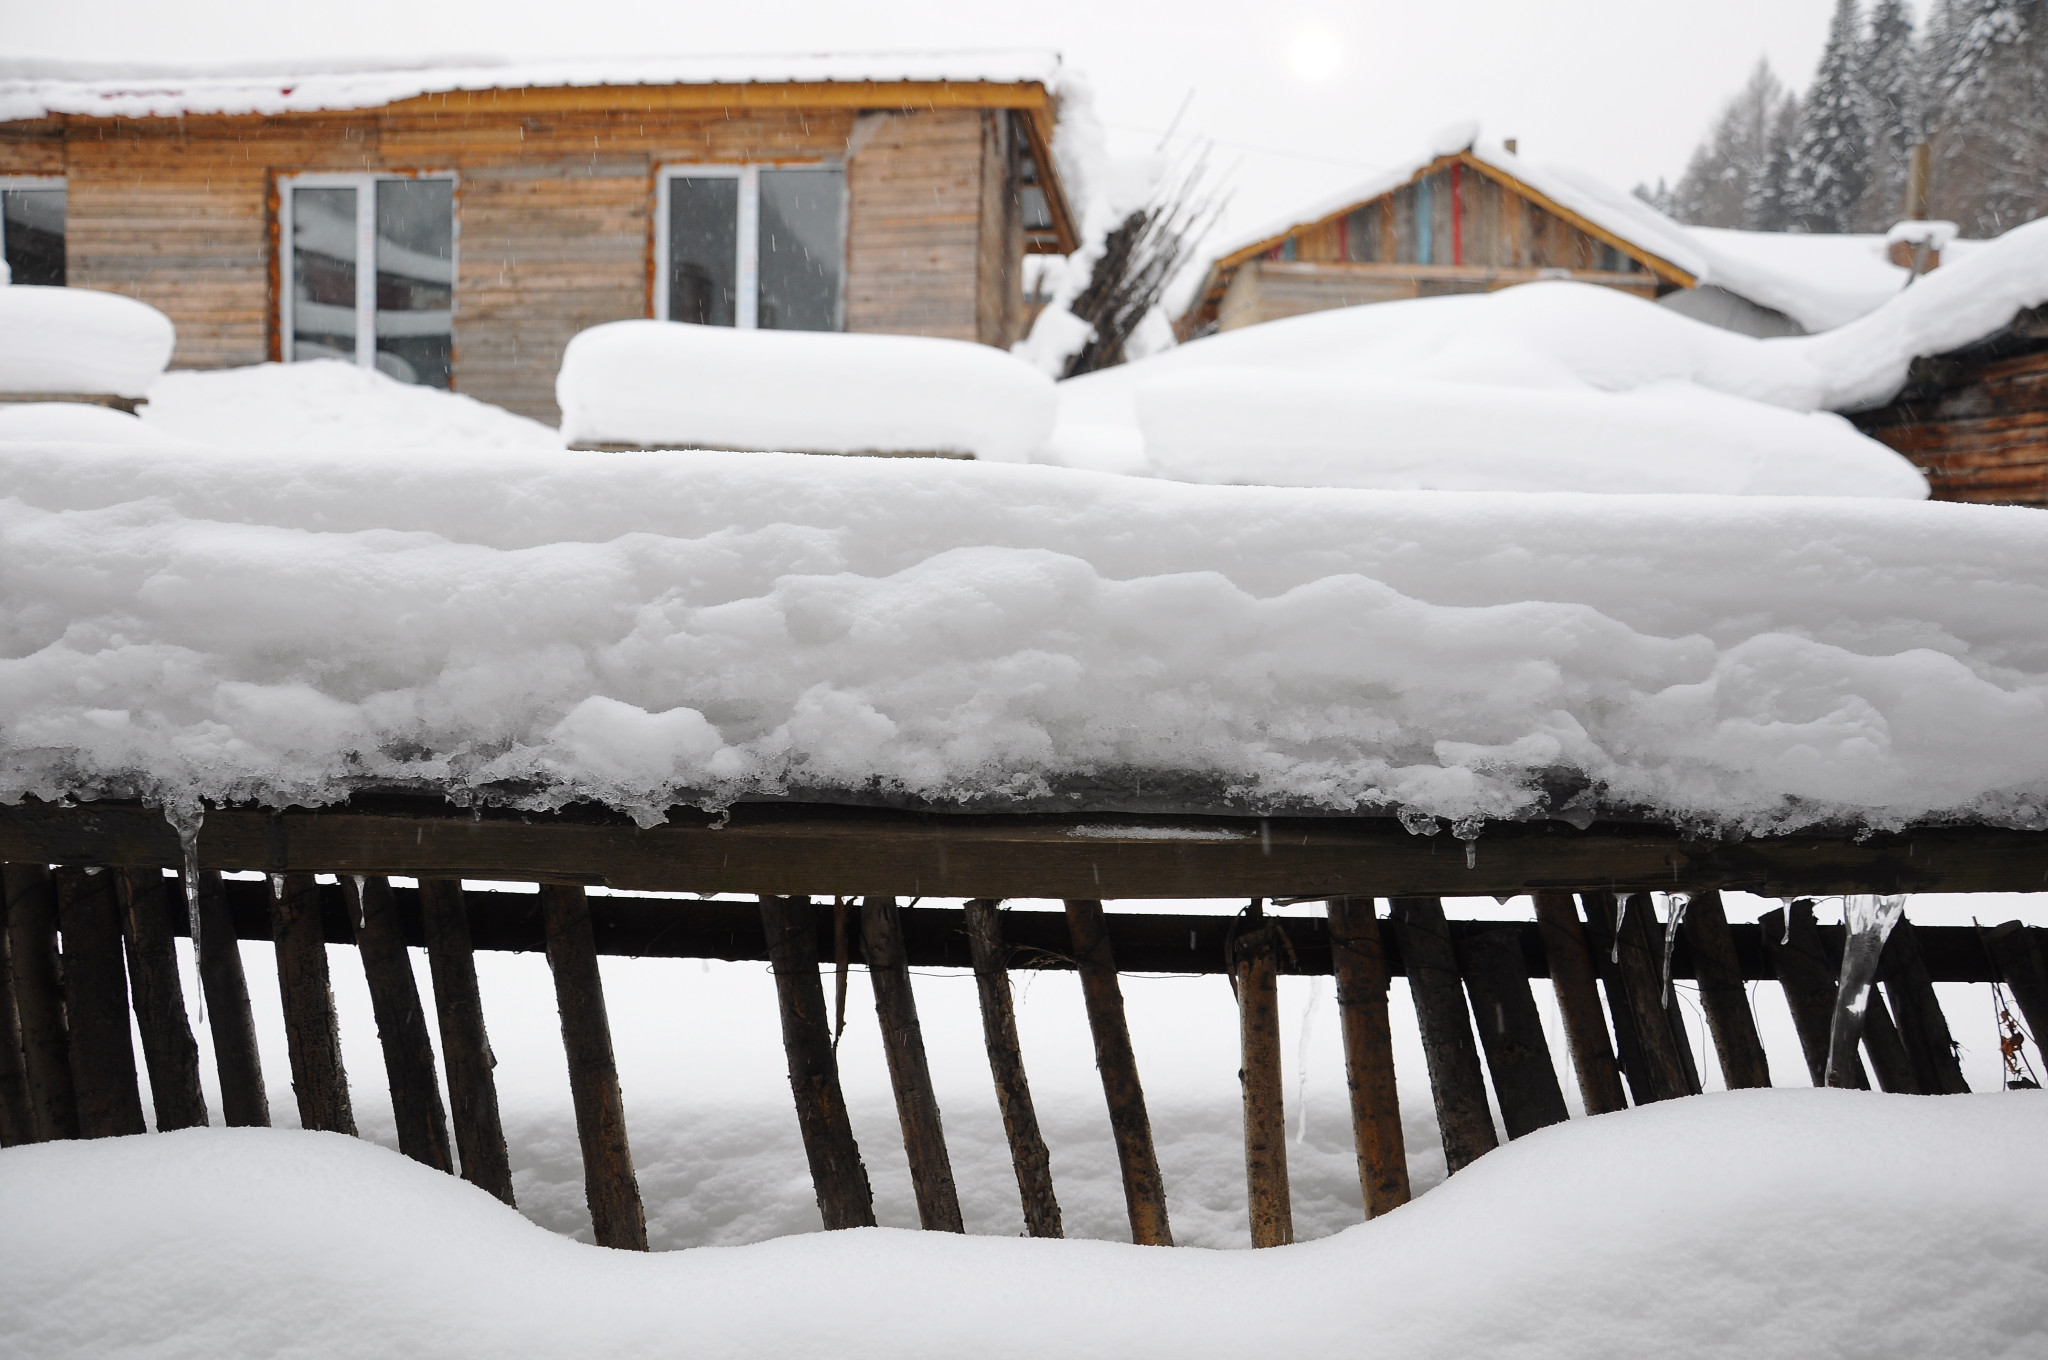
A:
[654,162,845,330]
[279,171,458,371]
[0,175,66,283]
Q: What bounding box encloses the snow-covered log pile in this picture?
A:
[0,285,175,399]
[3,441,2045,835]
[557,321,1056,461]
[3,1093,2043,1357]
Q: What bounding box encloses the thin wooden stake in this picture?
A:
[345,875,452,1171]
[861,896,964,1233]
[760,895,874,1229]
[1579,891,1652,1106]
[1811,908,1918,1093]
[1388,896,1498,1174]
[1456,924,1569,1139]
[963,899,1062,1238]
[541,884,647,1250]
[1326,896,1410,1215]
[4,864,77,1140]
[1681,890,1771,1090]
[1065,898,1173,1246]
[1880,917,1970,1094]
[193,870,269,1127]
[1608,893,1697,1102]
[54,867,146,1138]
[1760,902,1869,1088]
[270,873,356,1134]
[419,878,515,1204]
[1234,918,1293,1247]
[0,878,36,1145]
[117,870,208,1130]
[1531,891,1627,1115]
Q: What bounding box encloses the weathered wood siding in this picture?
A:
[1850,327,2048,507]
[26,99,1023,423]
[1219,260,1657,331]
[845,108,984,342]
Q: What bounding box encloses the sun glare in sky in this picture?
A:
[1285,24,1344,84]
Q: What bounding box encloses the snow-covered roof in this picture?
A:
[0,50,1068,123]
[1197,127,1709,294]
[1678,226,1990,334]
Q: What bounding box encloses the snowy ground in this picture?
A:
[5,1084,2043,1358]
[95,881,2048,1252]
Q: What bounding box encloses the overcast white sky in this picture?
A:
[4,0,1918,249]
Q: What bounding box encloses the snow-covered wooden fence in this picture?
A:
[2,797,2045,1253]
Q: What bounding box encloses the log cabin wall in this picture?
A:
[1848,315,2048,507]
[7,97,1038,424]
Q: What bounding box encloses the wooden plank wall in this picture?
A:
[33,102,1013,424]
[973,112,1026,348]
[1220,261,1656,330]
[844,109,985,343]
[1850,340,2048,507]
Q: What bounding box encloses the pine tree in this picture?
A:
[1925,0,2048,234]
[1669,60,1788,227]
[1746,92,1803,231]
[1856,0,1921,228]
[1786,0,1873,232]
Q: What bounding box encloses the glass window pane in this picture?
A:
[292,186,358,362]
[757,167,844,332]
[668,177,739,326]
[2,188,66,286]
[375,179,454,388]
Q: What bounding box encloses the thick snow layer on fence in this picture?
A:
[557,321,1057,462]
[2,446,2045,833]
[0,286,175,398]
[3,1092,2042,1357]
[1046,282,1927,494]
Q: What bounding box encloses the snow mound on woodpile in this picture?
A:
[3,1092,2042,1358]
[1048,281,1925,493]
[557,321,1057,462]
[2,447,2046,833]
[0,402,196,450]
[141,360,565,455]
[0,286,175,399]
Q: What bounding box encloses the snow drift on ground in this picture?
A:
[4,1092,2042,1358]
[558,321,1056,461]
[141,360,564,455]
[1046,281,1924,491]
[4,444,2047,833]
[0,402,196,449]
[0,285,175,398]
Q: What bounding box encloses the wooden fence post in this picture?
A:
[345,875,453,1172]
[5,864,77,1140]
[1456,925,1569,1138]
[760,895,875,1230]
[117,870,208,1131]
[963,900,1062,1238]
[1811,906,1918,1094]
[54,867,146,1138]
[270,873,356,1135]
[1233,916,1293,1247]
[861,896,964,1233]
[194,870,269,1127]
[540,884,647,1250]
[1065,898,1173,1246]
[1530,891,1627,1115]
[419,878,515,1204]
[1681,890,1771,1090]
[1326,897,1409,1215]
[1881,918,1970,1094]
[1609,893,1698,1101]
[0,877,35,1145]
[1760,902,1869,1088]
[1388,896,1498,1174]
[1579,891,1653,1105]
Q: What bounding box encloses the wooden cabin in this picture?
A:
[1180,136,1699,337]
[1848,303,2048,507]
[0,56,1080,424]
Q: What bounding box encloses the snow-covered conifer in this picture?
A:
[1786,0,1874,232]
